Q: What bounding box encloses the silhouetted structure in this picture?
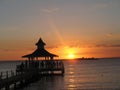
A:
[22,38,58,60]
[0,38,64,90]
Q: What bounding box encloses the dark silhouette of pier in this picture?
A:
[0,60,64,90]
[0,38,65,90]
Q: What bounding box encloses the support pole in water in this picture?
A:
[6,71,8,79]
[0,72,2,80]
[5,84,10,90]
[14,83,16,90]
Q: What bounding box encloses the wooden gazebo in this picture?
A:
[22,38,58,60]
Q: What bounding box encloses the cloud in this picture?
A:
[0,48,16,52]
[109,44,120,47]
[94,3,109,9]
[106,33,114,37]
[88,2,110,12]
[0,27,18,31]
[41,8,59,13]
[95,44,120,48]
[47,46,58,49]
[105,33,120,39]
[92,1,120,10]
[0,48,33,52]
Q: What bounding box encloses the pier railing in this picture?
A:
[0,70,16,80]
[15,60,64,74]
[38,60,64,74]
[39,60,64,70]
[0,60,64,80]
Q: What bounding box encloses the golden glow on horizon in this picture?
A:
[63,46,78,59]
[68,53,75,59]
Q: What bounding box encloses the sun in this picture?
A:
[68,53,75,59]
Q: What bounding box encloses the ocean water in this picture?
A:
[0,59,120,90]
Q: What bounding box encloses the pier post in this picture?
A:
[5,84,10,90]
[6,71,8,79]
[0,72,2,80]
[11,70,14,77]
[62,68,65,75]
[14,83,16,90]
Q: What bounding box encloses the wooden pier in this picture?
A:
[0,60,64,90]
[0,38,65,90]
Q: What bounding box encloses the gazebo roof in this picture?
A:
[22,48,58,58]
[35,38,46,46]
[22,38,58,58]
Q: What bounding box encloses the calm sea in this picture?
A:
[0,59,120,90]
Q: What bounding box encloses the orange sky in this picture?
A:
[0,38,120,60]
[0,0,120,60]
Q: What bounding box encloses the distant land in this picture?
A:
[99,57,120,59]
[60,57,98,61]
[61,57,120,61]
[73,57,99,60]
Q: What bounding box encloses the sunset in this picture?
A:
[0,1,120,90]
[0,0,120,60]
[68,54,74,59]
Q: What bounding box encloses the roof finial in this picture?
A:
[35,38,46,49]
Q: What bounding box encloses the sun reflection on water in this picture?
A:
[65,63,79,90]
[69,71,74,75]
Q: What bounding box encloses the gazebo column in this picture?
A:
[50,56,53,60]
[36,57,38,60]
[28,57,31,67]
[31,57,34,60]
[28,57,30,61]
[47,57,48,60]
